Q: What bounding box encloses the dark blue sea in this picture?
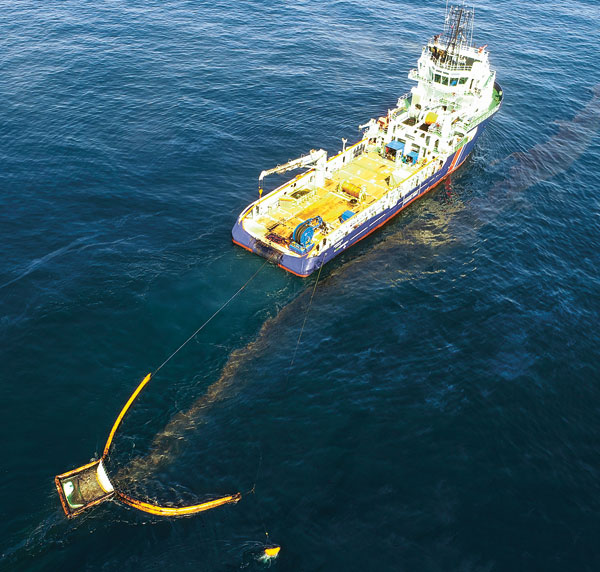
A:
[2,1,600,570]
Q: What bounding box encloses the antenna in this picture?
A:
[439,4,474,64]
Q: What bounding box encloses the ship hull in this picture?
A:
[233,111,497,277]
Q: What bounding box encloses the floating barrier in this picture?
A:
[54,262,269,519]
[54,373,241,518]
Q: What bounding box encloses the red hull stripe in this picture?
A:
[278,263,311,278]
[232,238,253,253]
[449,146,464,172]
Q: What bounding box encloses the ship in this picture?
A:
[232,5,503,277]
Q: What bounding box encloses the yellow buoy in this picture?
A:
[264,546,281,558]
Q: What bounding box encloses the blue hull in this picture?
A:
[233,112,497,277]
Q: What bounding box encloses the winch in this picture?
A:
[289,216,323,254]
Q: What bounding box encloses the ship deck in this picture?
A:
[254,151,421,242]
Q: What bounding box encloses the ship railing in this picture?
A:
[389,93,412,120]
[408,70,428,82]
[438,95,458,106]
[324,139,369,179]
[463,102,500,132]
[324,157,437,246]
[396,91,411,104]
[390,107,407,121]
[391,158,435,195]
[432,61,473,72]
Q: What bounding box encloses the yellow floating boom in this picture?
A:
[55,372,242,519]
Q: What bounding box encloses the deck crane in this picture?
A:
[258,148,327,197]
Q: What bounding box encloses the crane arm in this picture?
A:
[258,149,327,194]
[359,118,379,139]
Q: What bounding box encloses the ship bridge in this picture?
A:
[408,6,496,121]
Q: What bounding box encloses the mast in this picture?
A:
[439,4,474,65]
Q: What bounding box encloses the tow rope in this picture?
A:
[55,261,267,518]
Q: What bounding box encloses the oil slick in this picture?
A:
[513,84,600,187]
[483,84,600,215]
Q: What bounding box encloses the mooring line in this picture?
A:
[103,260,268,461]
[154,260,268,376]
[246,442,271,542]
[288,259,324,373]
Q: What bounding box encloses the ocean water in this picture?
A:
[1,1,600,570]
